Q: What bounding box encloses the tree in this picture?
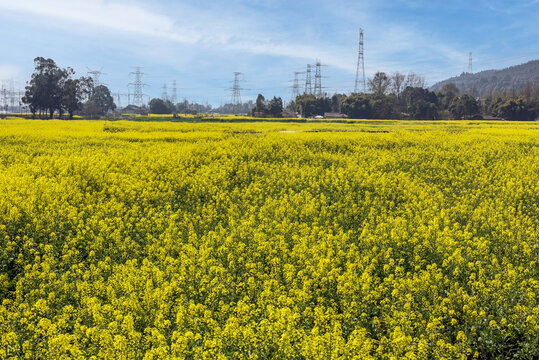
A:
[401,87,439,119]
[368,72,391,95]
[295,94,331,117]
[340,93,372,119]
[404,73,426,89]
[438,83,459,109]
[23,57,70,119]
[82,100,100,118]
[62,77,93,119]
[390,72,406,98]
[449,94,479,119]
[149,98,170,114]
[268,97,283,117]
[330,94,346,113]
[23,57,95,119]
[251,94,267,116]
[85,85,115,117]
[369,94,398,119]
[495,98,537,121]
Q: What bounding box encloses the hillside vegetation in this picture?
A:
[431,60,539,96]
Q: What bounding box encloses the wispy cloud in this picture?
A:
[0,0,357,72]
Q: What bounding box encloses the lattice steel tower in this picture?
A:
[468,52,473,73]
[129,67,146,107]
[231,72,243,105]
[87,67,105,87]
[292,71,303,99]
[354,28,366,93]
[314,60,323,97]
[171,80,177,104]
[305,64,312,94]
[162,83,168,101]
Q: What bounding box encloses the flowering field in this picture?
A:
[1,119,538,359]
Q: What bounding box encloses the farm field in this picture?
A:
[1,118,538,359]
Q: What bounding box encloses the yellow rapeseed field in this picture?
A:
[0,119,538,359]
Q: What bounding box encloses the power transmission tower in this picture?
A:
[354,28,366,93]
[1,82,8,113]
[87,67,105,87]
[114,92,128,110]
[162,83,168,101]
[314,60,325,97]
[8,80,15,111]
[305,64,312,94]
[128,67,147,107]
[468,52,473,73]
[171,80,177,104]
[18,89,23,113]
[231,72,243,105]
[291,71,303,99]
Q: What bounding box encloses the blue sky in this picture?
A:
[1,0,538,105]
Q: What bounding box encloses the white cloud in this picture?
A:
[0,0,358,72]
[0,0,200,43]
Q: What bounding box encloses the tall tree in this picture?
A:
[268,97,283,117]
[251,94,267,116]
[23,57,69,119]
[149,98,170,114]
[340,93,372,119]
[62,77,93,119]
[368,72,391,95]
[449,94,479,119]
[438,83,460,109]
[391,72,406,98]
[85,85,116,117]
[404,73,426,89]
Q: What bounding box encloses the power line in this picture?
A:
[354,28,366,93]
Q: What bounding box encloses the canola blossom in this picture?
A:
[0,119,538,359]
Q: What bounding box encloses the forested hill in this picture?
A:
[431,60,539,96]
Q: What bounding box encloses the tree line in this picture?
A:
[21,58,539,120]
[23,57,115,119]
[283,71,538,120]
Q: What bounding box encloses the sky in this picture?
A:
[1,0,538,106]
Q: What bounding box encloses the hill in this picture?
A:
[431,60,539,96]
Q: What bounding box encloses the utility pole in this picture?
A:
[128,67,147,108]
[305,64,312,95]
[354,28,366,93]
[468,52,473,73]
